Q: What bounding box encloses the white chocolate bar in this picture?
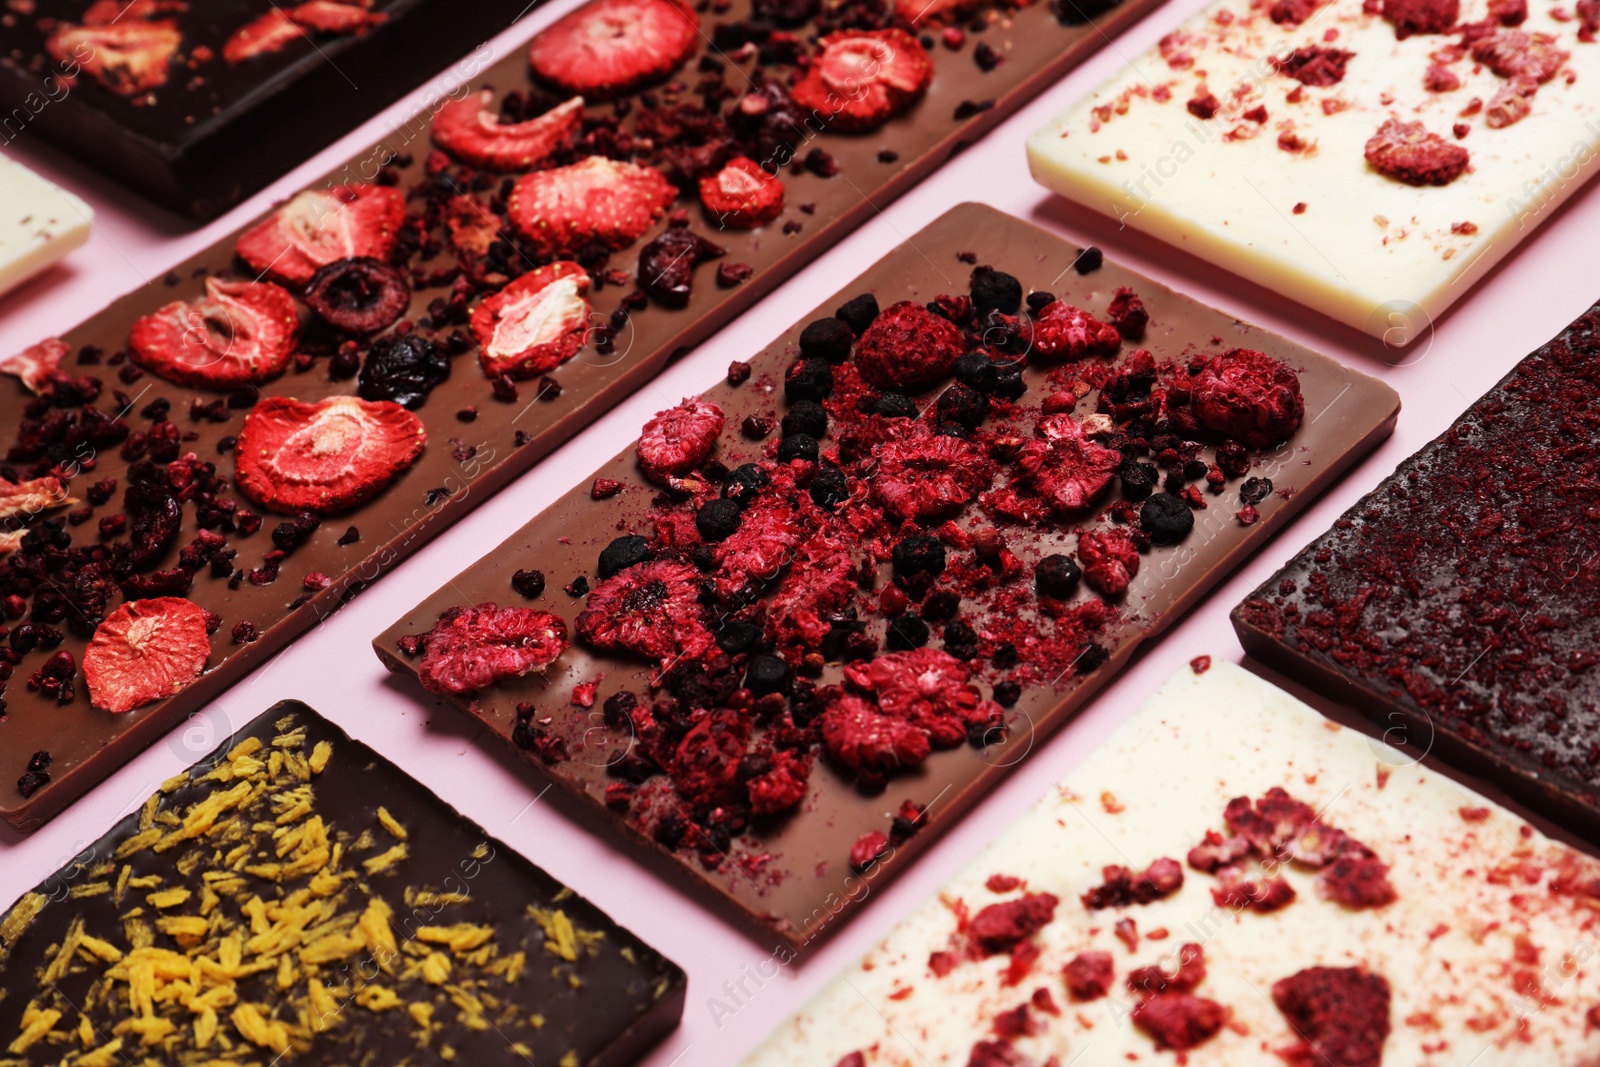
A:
[740,662,1600,1066]
[1026,0,1600,341]
[0,153,91,299]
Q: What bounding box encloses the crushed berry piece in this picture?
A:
[850,830,890,871]
[1064,951,1114,1000]
[727,360,753,385]
[970,892,1059,954]
[592,478,625,500]
[512,569,547,599]
[566,577,590,597]
[1083,857,1185,908]
[1106,287,1149,341]
[1131,992,1227,1050]
[973,40,1002,70]
[1272,966,1391,1067]
[716,262,754,288]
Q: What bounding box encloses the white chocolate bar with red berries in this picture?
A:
[739,661,1600,1067]
[0,153,90,298]
[1026,0,1600,342]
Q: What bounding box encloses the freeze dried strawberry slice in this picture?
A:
[83,598,211,714]
[129,278,299,389]
[1363,118,1469,186]
[792,30,933,132]
[234,396,426,515]
[1269,46,1355,86]
[636,396,724,484]
[83,0,187,23]
[844,649,988,748]
[1469,29,1567,82]
[699,157,785,229]
[432,92,584,170]
[224,9,301,62]
[471,261,592,380]
[418,603,568,694]
[235,184,405,286]
[289,0,387,33]
[1017,415,1123,514]
[820,693,932,775]
[0,337,69,394]
[508,157,677,257]
[1029,301,1122,361]
[1191,348,1304,447]
[1079,528,1140,598]
[855,301,966,390]
[528,0,700,98]
[576,560,714,666]
[874,425,993,522]
[48,22,181,96]
[0,476,73,526]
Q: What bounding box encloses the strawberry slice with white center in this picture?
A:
[234,184,404,286]
[698,156,785,229]
[432,92,584,171]
[47,22,182,96]
[235,395,426,515]
[288,0,387,33]
[129,278,300,389]
[83,598,212,714]
[0,337,70,394]
[528,0,700,98]
[83,0,188,24]
[508,156,676,256]
[224,9,301,62]
[792,29,933,132]
[0,476,74,527]
[471,261,592,380]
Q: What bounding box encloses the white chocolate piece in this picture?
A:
[740,662,1600,1066]
[0,153,92,299]
[1026,0,1600,341]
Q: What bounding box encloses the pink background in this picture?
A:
[3,0,1599,1062]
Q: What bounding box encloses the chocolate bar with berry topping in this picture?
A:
[738,662,1600,1066]
[0,0,527,219]
[0,699,685,1067]
[0,0,1168,835]
[373,203,1400,949]
[1234,302,1600,847]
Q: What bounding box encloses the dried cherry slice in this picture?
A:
[302,257,412,335]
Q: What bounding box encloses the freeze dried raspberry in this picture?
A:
[47,21,180,96]
[1212,874,1296,911]
[1064,951,1114,1000]
[471,261,592,380]
[1028,301,1122,361]
[1272,967,1391,1067]
[82,598,212,714]
[1078,528,1140,599]
[1320,854,1398,908]
[130,279,299,389]
[509,157,677,257]
[792,30,934,132]
[699,157,785,229]
[1270,0,1325,23]
[1017,415,1123,514]
[671,709,752,815]
[0,337,69,395]
[1363,118,1470,186]
[1191,348,1304,448]
[711,499,800,601]
[234,185,404,287]
[845,648,990,749]
[1105,288,1148,341]
[636,397,724,484]
[873,426,993,522]
[1082,857,1184,908]
[1485,79,1536,128]
[766,535,859,649]
[745,749,811,815]
[969,892,1059,954]
[235,396,427,516]
[1131,993,1227,1050]
[1381,0,1458,36]
[820,694,932,775]
[528,0,699,98]
[854,301,966,390]
[1127,943,1207,995]
[850,830,890,870]
[1469,30,1567,82]
[417,603,568,695]
[1270,46,1355,85]
[575,560,713,665]
[432,92,583,170]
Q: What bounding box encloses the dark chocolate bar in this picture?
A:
[0,0,1161,834]
[1234,302,1600,845]
[0,0,524,219]
[0,700,685,1066]
[374,203,1401,950]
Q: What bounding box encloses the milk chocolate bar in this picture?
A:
[374,203,1400,949]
